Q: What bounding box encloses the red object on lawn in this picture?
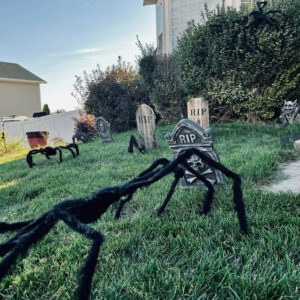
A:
[26,131,49,148]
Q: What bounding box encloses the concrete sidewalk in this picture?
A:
[265,160,300,194]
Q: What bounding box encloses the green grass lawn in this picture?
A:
[0,123,299,299]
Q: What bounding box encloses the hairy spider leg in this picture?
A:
[70,143,80,156]
[128,135,146,154]
[26,150,38,168]
[181,161,214,215]
[0,220,34,233]
[57,147,62,163]
[54,208,105,300]
[180,149,247,234]
[60,145,76,158]
[0,215,48,257]
[0,214,55,282]
[115,158,171,219]
[114,193,134,220]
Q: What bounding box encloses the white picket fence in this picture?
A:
[4,110,80,146]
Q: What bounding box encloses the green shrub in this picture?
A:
[137,41,188,123]
[175,0,300,122]
[73,57,150,132]
[72,110,98,143]
[0,133,26,157]
[85,80,149,132]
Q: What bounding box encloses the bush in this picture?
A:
[137,41,188,124]
[42,104,50,115]
[175,0,300,122]
[72,110,98,143]
[0,133,25,157]
[73,57,150,132]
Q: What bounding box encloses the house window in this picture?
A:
[157,3,163,35]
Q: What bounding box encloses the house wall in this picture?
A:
[3,110,80,146]
[155,0,243,54]
[0,81,42,118]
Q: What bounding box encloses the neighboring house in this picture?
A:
[0,61,46,118]
[143,0,251,54]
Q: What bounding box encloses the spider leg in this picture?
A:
[265,17,280,31]
[249,25,264,53]
[157,172,182,216]
[0,215,55,282]
[26,150,39,168]
[115,158,171,219]
[114,193,134,220]
[61,146,76,158]
[58,147,62,163]
[181,161,214,215]
[179,148,248,234]
[265,10,281,16]
[0,220,34,233]
[54,208,105,300]
[71,143,80,156]
[243,26,253,52]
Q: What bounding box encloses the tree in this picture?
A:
[72,56,149,132]
[42,104,50,115]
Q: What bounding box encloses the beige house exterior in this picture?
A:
[143,0,251,54]
[0,62,46,118]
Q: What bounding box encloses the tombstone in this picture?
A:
[136,104,158,149]
[95,117,113,143]
[187,97,210,129]
[165,119,224,188]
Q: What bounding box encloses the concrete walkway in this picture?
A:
[265,160,300,194]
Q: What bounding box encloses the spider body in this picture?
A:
[26,143,79,168]
[0,148,247,300]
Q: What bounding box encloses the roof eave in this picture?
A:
[0,77,47,84]
[143,0,157,6]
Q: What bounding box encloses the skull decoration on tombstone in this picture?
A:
[136,104,158,150]
[95,117,113,143]
[279,100,299,125]
[165,119,224,188]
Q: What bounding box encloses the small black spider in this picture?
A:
[26,143,79,168]
[0,148,247,300]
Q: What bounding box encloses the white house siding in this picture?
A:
[4,110,80,146]
[154,0,243,54]
[0,81,41,118]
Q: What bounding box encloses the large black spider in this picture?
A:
[233,1,285,53]
[26,143,79,168]
[0,148,247,300]
[128,135,146,154]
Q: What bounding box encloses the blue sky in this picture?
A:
[0,0,156,111]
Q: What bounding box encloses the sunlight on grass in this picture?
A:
[0,149,28,165]
[0,180,18,190]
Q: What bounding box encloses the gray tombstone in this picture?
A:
[95,117,113,143]
[136,104,158,149]
[165,119,225,188]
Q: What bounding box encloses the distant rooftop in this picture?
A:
[143,0,157,6]
[0,61,46,84]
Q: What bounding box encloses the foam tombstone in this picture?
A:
[165,119,224,188]
[95,117,113,143]
[136,104,158,150]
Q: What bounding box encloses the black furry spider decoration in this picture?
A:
[233,1,285,53]
[0,148,247,300]
[128,135,146,154]
[26,143,79,168]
